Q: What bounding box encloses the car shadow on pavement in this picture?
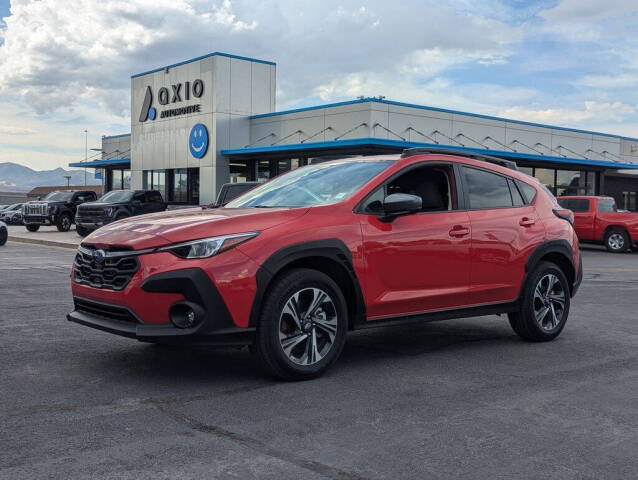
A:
[87,317,517,383]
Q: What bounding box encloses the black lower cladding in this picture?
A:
[67,267,255,346]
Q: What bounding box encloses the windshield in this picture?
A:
[225,160,393,208]
[7,203,22,211]
[99,190,134,203]
[43,191,74,202]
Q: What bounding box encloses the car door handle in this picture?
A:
[519,217,535,227]
[449,225,470,237]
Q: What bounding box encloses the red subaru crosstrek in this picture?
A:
[68,149,582,380]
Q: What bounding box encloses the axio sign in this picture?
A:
[138,79,205,122]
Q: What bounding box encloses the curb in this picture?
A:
[8,236,79,250]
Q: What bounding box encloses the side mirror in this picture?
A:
[379,193,422,222]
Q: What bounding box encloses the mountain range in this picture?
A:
[0,162,101,192]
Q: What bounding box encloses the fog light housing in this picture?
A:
[169,302,204,329]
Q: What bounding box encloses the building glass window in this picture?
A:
[257,160,273,182]
[189,168,200,204]
[230,160,251,183]
[556,170,587,196]
[111,169,123,190]
[517,166,534,177]
[534,168,556,194]
[122,170,131,190]
[172,169,188,203]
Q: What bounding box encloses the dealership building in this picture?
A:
[70,51,638,210]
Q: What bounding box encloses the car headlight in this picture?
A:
[158,232,259,259]
[104,207,115,217]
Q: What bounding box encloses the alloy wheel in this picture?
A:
[533,273,565,332]
[278,287,338,366]
[608,233,624,251]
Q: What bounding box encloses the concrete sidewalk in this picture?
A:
[7,224,81,249]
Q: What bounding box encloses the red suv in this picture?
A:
[68,149,582,380]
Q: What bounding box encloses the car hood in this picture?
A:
[84,206,309,249]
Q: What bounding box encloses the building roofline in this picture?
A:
[250,97,638,143]
[131,52,276,78]
[221,137,638,170]
[68,158,131,168]
[102,133,131,139]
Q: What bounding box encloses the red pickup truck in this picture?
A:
[557,196,638,253]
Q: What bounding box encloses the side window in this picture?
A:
[508,179,525,207]
[569,199,590,212]
[133,192,145,202]
[463,167,513,209]
[74,194,86,203]
[361,165,455,213]
[516,180,537,205]
[597,199,617,212]
[146,192,163,203]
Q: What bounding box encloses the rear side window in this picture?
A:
[146,191,163,203]
[133,192,145,202]
[508,179,525,207]
[463,167,512,209]
[516,180,538,205]
[597,199,617,212]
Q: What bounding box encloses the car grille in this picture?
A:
[73,245,140,291]
[74,297,139,324]
[25,203,47,216]
[78,207,105,217]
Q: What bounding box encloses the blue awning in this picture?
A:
[68,158,130,168]
[221,138,638,170]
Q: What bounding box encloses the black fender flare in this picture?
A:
[522,239,576,295]
[249,239,366,328]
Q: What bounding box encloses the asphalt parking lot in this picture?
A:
[1,242,637,479]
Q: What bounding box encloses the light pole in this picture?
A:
[84,129,88,186]
[64,175,71,188]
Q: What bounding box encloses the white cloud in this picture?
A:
[0,125,36,135]
[578,73,637,89]
[499,101,637,126]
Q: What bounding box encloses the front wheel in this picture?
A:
[508,261,570,342]
[56,214,72,232]
[76,225,92,237]
[26,224,40,232]
[0,227,7,246]
[604,229,629,253]
[253,268,348,381]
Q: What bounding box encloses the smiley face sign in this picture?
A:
[189,123,208,158]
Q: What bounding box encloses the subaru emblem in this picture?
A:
[92,249,106,264]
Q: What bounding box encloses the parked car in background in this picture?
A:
[213,182,260,207]
[0,220,6,245]
[75,190,166,236]
[0,203,23,225]
[68,149,581,380]
[23,190,98,232]
[557,195,638,253]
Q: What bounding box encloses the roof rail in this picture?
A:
[401,147,518,171]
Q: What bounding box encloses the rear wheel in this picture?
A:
[508,261,570,342]
[0,226,7,245]
[604,229,629,253]
[253,268,348,380]
[76,225,92,237]
[56,213,72,232]
[26,224,40,232]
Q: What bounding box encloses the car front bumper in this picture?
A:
[68,248,260,345]
[24,215,55,225]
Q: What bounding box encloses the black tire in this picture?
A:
[604,229,629,253]
[508,261,570,342]
[0,227,7,246]
[56,213,72,232]
[26,224,40,232]
[253,268,348,381]
[76,225,92,237]
[114,213,129,222]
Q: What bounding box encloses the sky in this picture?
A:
[0,0,637,170]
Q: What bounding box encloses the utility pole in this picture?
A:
[84,129,88,186]
[64,175,71,188]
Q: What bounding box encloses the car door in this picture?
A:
[359,163,471,319]
[569,198,594,240]
[146,191,165,213]
[462,166,545,305]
